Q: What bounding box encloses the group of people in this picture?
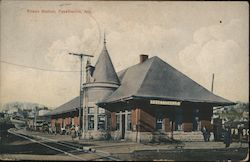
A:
[202,126,232,148]
[48,124,80,138]
[70,125,80,139]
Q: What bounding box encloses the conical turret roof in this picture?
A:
[92,41,120,85]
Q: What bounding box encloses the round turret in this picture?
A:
[82,37,120,104]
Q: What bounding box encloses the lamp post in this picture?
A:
[68,53,93,135]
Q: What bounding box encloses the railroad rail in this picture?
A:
[8,129,86,161]
[8,129,120,161]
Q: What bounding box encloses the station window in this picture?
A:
[156,112,163,130]
[88,107,94,114]
[127,114,132,131]
[87,107,95,130]
[98,115,106,130]
[98,108,105,114]
[175,108,183,131]
[88,115,94,130]
[116,114,120,130]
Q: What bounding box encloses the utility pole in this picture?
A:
[34,106,37,131]
[211,73,216,128]
[211,73,215,92]
[68,53,93,135]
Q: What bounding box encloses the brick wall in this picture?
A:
[130,106,173,132]
[74,116,79,126]
[51,119,56,128]
[50,111,78,128]
[57,118,63,128]
[164,117,171,132]
[111,112,116,131]
[138,108,155,132]
[183,123,193,132]
[131,108,137,131]
[201,120,213,131]
[64,117,70,126]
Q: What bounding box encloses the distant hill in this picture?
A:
[2,101,52,112]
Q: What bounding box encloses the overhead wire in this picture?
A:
[0,60,80,72]
[0,12,101,74]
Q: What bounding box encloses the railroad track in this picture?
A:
[8,129,120,161]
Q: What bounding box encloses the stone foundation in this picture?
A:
[81,130,214,142]
[112,131,214,142]
[81,130,109,140]
[110,131,122,140]
[167,131,214,141]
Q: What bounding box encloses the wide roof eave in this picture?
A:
[98,95,235,106]
[47,108,78,116]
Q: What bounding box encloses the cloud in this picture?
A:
[106,22,189,71]
[1,25,100,107]
[34,27,101,105]
[45,27,100,70]
[178,19,249,102]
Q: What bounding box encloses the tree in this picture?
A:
[217,102,249,123]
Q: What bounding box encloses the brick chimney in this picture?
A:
[140,54,148,63]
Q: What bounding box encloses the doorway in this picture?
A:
[192,108,199,131]
[175,108,183,131]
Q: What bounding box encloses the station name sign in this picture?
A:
[150,100,181,106]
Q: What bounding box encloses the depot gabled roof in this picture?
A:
[100,56,234,106]
[92,43,120,85]
[46,96,79,116]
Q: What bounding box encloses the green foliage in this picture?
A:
[217,102,249,122]
[2,101,48,111]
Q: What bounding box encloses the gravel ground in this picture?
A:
[129,148,249,161]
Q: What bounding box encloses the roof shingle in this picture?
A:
[46,96,79,116]
[92,45,120,84]
[101,56,233,106]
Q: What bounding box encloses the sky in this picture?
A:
[0,1,249,109]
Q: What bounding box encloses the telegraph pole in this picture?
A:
[68,53,93,134]
[34,106,38,131]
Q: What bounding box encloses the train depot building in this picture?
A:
[47,40,234,143]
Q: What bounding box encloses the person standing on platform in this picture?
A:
[201,126,207,142]
[71,125,76,140]
[75,125,79,137]
[207,129,211,141]
[224,127,231,148]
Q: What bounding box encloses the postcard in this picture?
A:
[0,0,249,161]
